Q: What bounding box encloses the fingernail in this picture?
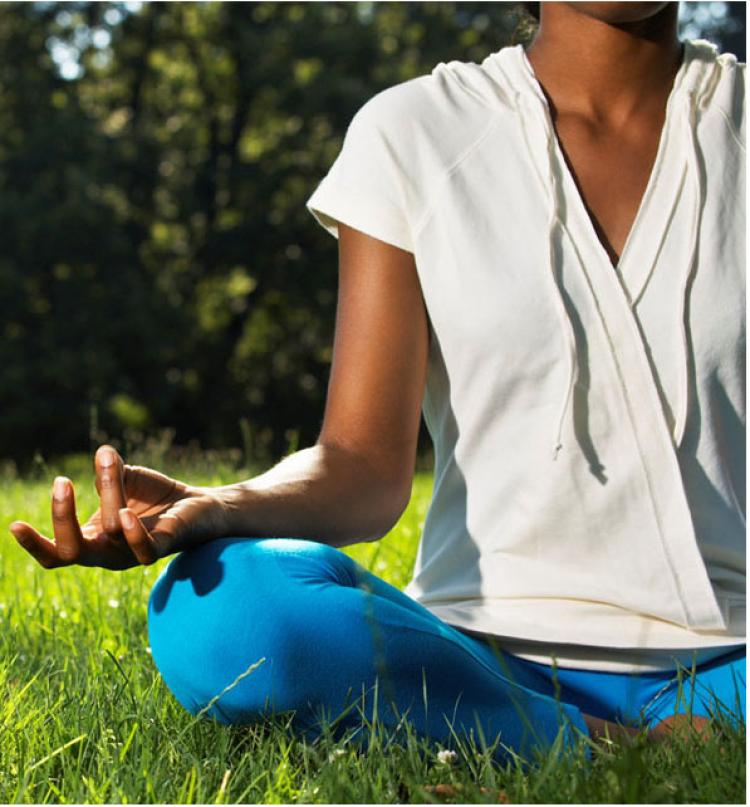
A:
[120,509,135,530]
[99,448,115,467]
[53,477,69,501]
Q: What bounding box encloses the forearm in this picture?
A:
[204,442,411,548]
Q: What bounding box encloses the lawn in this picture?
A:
[0,448,745,803]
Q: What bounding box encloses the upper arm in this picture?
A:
[317,222,429,508]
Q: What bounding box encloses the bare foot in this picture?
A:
[581,712,643,745]
[647,713,715,743]
[582,711,715,747]
[423,784,510,802]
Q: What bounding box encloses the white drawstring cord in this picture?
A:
[514,90,579,461]
[514,73,702,460]
[672,88,703,448]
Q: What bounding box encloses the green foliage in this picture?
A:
[0,458,745,803]
[2,2,739,466]
[0,1,535,465]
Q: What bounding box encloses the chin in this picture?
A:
[564,2,672,24]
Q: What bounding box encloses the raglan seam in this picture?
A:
[412,112,504,240]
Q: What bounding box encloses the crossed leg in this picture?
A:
[146,536,592,764]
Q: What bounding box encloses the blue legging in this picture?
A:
[147,537,746,764]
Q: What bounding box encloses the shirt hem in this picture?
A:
[413,598,746,652]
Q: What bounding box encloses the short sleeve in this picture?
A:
[306,92,416,253]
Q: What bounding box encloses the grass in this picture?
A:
[0,446,745,803]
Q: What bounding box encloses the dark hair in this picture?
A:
[511,2,540,45]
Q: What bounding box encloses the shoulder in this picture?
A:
[690,38,745,144]
[344,75,436,145]
[348,56,509,185]
[713,45,745,110]
[714,53,745,148]
[351,66,500,132]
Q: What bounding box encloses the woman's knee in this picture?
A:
[148,535,347,614]
[146,536,355,722]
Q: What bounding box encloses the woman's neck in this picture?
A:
[523,2,683,123]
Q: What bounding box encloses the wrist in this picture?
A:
[188,482,249,537]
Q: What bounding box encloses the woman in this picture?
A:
[10,2,745,764]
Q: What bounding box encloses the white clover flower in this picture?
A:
[327,748,347,762]
[436,749,458,765]
[145,646,152,654]
[107,598,120,608]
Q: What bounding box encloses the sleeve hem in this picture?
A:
[306,180,415,254]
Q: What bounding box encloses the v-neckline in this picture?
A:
[516,43,690,278]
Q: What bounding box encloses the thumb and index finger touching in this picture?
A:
[95,444,161,565]
[8,443,128,567]
[94,444,128,534]
[10,444,165,568]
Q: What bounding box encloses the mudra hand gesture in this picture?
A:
[9,445,227,570]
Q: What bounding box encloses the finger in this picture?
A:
[51,476,85,563]
[9,521,62,569]
[118,508,159,565]
[95,444,127,534]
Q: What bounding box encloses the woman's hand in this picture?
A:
[8,445,229,570]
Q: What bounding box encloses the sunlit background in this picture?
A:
[1,2,745,471]
[42,1,746,80]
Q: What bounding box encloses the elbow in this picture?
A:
[316,438,415,546]
[334,477,411,546]
[361,477,412,544]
